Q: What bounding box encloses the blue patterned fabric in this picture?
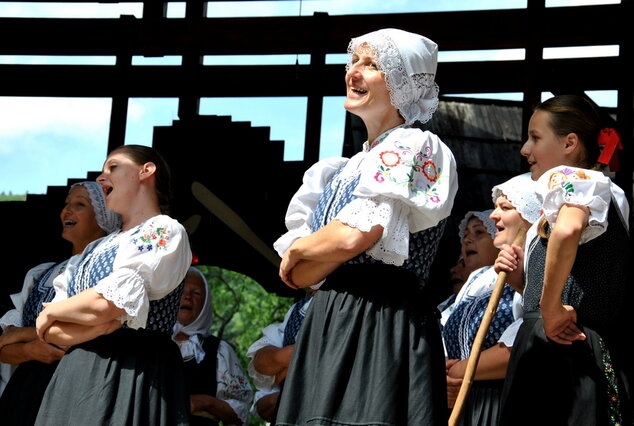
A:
[443,279,515,360]
[282,297,311,347]
[310,162,446,283]
[22,264,59,327]
[65,236,181,334]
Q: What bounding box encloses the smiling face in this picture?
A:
[490,195,532,248]
[96,151,144,216]
[461,217,499,272]
[344,44,398,124]
[521,110,572,180]
[60,185,106,254]
[177,271,207,327]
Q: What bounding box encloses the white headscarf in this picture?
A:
[172,267,213,363]
[71,181,121,233]
[491,173,542,224]
[347,28,440,125]
[458,210,496,243]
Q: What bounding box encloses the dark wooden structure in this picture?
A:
[1,0,632,311]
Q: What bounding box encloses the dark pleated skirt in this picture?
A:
[0,359,59,426]
[275,264,447,426]
[451,380,503,426]
[34,328,190,426]
[500,314,633,426]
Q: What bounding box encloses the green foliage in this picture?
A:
[0,194,26,201]
[194,265,293,425]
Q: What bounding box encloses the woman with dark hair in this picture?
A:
[496,95,633,425]
[274,28,458,425]
[33,145,192,425]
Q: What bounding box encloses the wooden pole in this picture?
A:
[448,227,527,426]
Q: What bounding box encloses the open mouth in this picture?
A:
[63,220,77,227]
[350,86,367,94]
[179,305,192,311]
[465,250,477,257]
[102,185,113,196]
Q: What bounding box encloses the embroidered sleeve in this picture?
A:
[216,340,254,425]
[93,215,192,329]
[273,157,349,257]
[538,166,617,244]
[354,128,458,233]
[250,388,280,419]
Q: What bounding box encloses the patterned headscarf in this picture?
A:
[491,172,542,224]
[71,181,121,233]
[458,210,496,243]
[347,28,440,124]
[172,267,213,363]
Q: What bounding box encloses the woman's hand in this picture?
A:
[494,243,525,293]
[279,246,300,289]
[445,358,463,408]
[23,339,67,364]
[541,303,586,345]
[35,302,58,342]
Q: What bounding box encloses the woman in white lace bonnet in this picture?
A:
[274,28,457,425]
[442,173,541,425]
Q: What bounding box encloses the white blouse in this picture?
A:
[274,126,457,267]
[536,165,629,244]
[51,215,192,329]
[214,340,254,425]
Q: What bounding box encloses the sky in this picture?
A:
[0,0,621,194]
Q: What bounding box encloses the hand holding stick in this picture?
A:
[448,227,526,426]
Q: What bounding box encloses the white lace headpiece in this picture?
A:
[71,181,121,234]
[458,210,496,243]
[491,172,542,224]
[347,28,440,124]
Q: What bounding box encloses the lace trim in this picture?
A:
[93,269,148,329]
[347,34,439,124]
[335,196,409,265]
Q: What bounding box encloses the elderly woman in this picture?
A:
[274,28,458,425]
[0,181,121,425]
[443,173,541,425]
[172,267,253,426]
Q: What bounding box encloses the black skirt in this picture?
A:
[500,314,632,426]
[275,264,447,426]
[0,360,59,426]
[34,328,190,426]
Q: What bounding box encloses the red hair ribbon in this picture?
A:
[597,128,623,172]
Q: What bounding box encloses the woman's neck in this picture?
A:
[364,113,406,143]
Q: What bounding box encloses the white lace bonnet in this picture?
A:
[458,209,496,243]
[491,172,542,224]
[70,181,121,233]
[347,28,440,125]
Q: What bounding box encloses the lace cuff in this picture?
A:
[336,196,410,265]
[0,309,22,332]
[93,268,149,329]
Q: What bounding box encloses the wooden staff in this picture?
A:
[448,227,527,426]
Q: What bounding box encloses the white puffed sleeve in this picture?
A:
[216,340,254,425]
[537,166,629,244]
[339,128,457,264]
[93,215,192,329]
[0,262,57,331]
[246,303,293,391]
[273,157,348,257]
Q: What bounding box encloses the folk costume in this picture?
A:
[274,28,458,426]
[34,214,192,426]
[499,166,634,426]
